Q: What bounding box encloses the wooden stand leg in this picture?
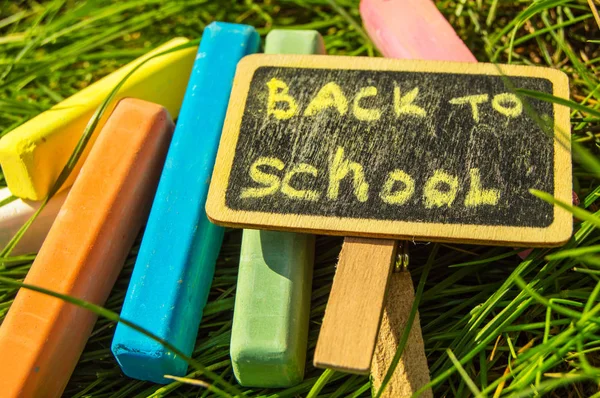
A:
[371,271,433,398]
[314,237,396,374]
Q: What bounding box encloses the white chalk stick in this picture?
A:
[0,187,68,255]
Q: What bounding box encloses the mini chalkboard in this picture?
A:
[206,55,571,246]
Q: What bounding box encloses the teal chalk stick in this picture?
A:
[110,22,259,384]
[229,29,325,388]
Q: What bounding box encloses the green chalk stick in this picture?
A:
[230,29,325,388]
[264,29,326,54]
[231,231,315,387]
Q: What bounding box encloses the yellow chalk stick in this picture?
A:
[0,37,196,200]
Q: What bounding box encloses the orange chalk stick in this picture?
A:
[0,98,174,398]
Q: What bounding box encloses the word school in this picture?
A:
[240,146,500,209]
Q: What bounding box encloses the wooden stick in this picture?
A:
[314,237,396,373]
[315,0,482,381]
[0,98,173,398]
[371,271,433,398]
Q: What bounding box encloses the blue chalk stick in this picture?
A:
[111,22,259,384]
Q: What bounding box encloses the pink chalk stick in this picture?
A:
[360,0,477,62]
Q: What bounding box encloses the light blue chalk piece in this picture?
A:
[111,22,259,384]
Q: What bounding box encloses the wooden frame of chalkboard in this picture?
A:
[207,55,571,246]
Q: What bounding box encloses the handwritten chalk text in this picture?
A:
[240,146,500,208]
[266,77,523,122]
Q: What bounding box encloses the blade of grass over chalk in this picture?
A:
[0,275,240,397]
[0,198,48,258]
[0,194,16,207]
[45,39,200,200]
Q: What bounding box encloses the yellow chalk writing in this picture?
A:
[267,78,298,120]
[281,163,320,201]
[328,146,369,202]
[449,94,489,122]
[423,170,459,208]
[353,86,382,121]
[240,157,284,199]
[464,168,500,206]
[492,93,523,118]
[394,86,427,117]
[380,170,415,205]
[304,82,348,116]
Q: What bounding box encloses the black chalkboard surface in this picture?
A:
[207,55,572,246]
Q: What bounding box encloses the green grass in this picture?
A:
[1,0,600,396]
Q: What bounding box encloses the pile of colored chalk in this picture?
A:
[0,1,573,397]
